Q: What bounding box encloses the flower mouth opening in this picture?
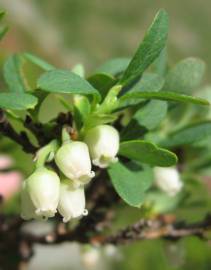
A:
[63,216,72,223]
[93,156,118,168]
[62,209,88,223]
[35,208,57,218]
[76,171,95,184]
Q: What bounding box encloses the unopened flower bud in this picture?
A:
[55,141,94,185]
[85,125,119,168]
[58,181,87,223]
[154,167,183,197]
[26,167,60,218]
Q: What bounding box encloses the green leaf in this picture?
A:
[3,54,27,93]
[73,95,91,130]
[87,73,116,99]
[0,93,38,110]
[161,121,211,147]
[163,57,206,94]
[134,100,168,130]
[119,91,209,106]
[0,10,8,41]
[153,47,167,76]
[120,100,167,141]
[37,69,101,101]
[0,10,5,20]
[195,86,211,118]
[23,53,55,71]
[119,9,169,86]
[130,73,164,93]
[119,140,177,166]
[84,113,117,130]
[145,190,182,214]
[120,119,146,141]
[3,53,53,93]
[95,58,130,76]
[108,162,153,207]
[118,73,164,109]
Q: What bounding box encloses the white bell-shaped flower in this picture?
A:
[58,181,87,223]
[55,141,94,185]
[85,125,119,168]
[26,167,60,218]
[154,167,183,197]
[20,181,37,220]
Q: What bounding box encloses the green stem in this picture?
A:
[35,139,59,169]
[81,85,122,135]
[6,110,23,124]
[62,126,71,144]
[96,85,122,114]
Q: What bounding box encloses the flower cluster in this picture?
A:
[21,125,120,222]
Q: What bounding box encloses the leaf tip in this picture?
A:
[157,8,168,18]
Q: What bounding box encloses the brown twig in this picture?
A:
[0,110,38,154]
[24,115,48,146]
[2,214,209,248]
[102,214,211,245]
[0,110,74,155]
[24,112,73,147]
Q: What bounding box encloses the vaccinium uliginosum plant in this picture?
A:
[0,9,210,224]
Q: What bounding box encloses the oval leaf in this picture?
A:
[119,140,177,167]
[161,121,211,147]
[23,53,55,71]
[37,69,101,101]
[3,54,27,93]
[95,58,130,76]
[0,93,38,110]
[119,73,164,108]
[108,162,153,207]
[119,9,169,86]
[163,57,206,94]
[134,100,168,130]
[129,73,164,93]
[87,73,116,99]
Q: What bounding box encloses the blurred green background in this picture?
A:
[1,0,211,269]
[1,0,211,76]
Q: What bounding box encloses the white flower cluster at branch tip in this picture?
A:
[21,125,120,222]
[154,167,183,197]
